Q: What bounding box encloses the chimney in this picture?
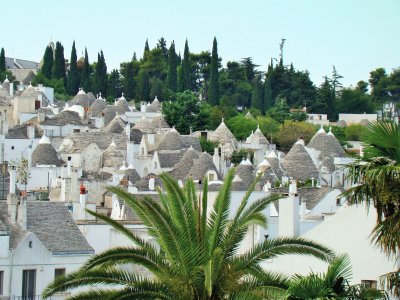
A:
[10,82,14,97]
[149,177,155,191]
[7,166,18,224]
[67,157,72,176]
[79,183,88,220]
[17,198,27,230]
[38,113,45,123]
[264,180,271,192]
[125,122,131,137]
[278,179,300,237]
[27,123,35,140]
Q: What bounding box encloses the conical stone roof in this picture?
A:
[170,147,199,180]
[104,114,126,133]
[102,140,124,168]
[21,85,37,98]
[157,129,184,151]
[146,97,161,112]
[209,119,237,143]
[151,115,170,130]
[116,95,130,111]
[31,135,64,167]
[252,126,269,144]
[90,98,107,117]
[281,139,319,182]
[71,89,90,107]
[188,152,220,181]
[132,116,155,133]
[307,127,346,160]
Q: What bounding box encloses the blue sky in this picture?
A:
[2,0,399,86]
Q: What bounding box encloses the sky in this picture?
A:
[2,0,399,87]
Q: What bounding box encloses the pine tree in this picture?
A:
[67,41,79,95]
[81,48,91,92]
[93,51,108,96]
[166,41,178,92]
[180,39,191,91]
[208,37,220,105]
[52,41,66,81]
[138,70,150,101]
[157,37,168,60]
[41,46,53,79]
[251,75,264,113]
[143,39,150,61]
[264,74,273,112]
[124,62,135,99]
[0,48,5,73]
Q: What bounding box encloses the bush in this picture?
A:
[230,149,254,165]
[199,137,218,155]
[345,124,365,141]
[277,120,317,150]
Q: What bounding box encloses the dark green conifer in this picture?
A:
[93,50,108,96]
[41,46,53,79]
[264,74,273,111]
[67,41,79,95]
[0,48,5,73]
[52,42,66,81]
[251,75,264,113]
[208,37,220,105]
[166,41,178,92]
[81,48,91,92]
[138,70,150,101]
[124,62,135,99]
[180,39,191,91]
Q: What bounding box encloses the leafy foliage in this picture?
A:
[277,120,317,149]
[43,169,334,299]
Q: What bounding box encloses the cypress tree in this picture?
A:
[124,62,135,99]
[41,46,53,79]
[251,75,264,113]
[138,70,150,101]
[143,39,150,62]
[81,48,91,92]
[94,51,108,96]
[166,41,178,92]
[264,75,273,111]
[180,39,191,91]
[108,69,122,99]
[0,48,5,73]
[67,41,79,95]
[208,37,219,105]
[52,41,66,80]
[177,65,184,92]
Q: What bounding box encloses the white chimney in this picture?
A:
[67,157,72,176]
[17,199,27,230]
[149,177,155,190]
[264,180,272,192]
[279,180,300,237]
[79,183,88,220]
[125,122,131,137]
[27,123,35,140]
[7,166,18,224]
[10,82,14,97]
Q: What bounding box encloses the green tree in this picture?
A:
[81,48,91,92]
[277,120,317,149]
[52,41,66,81]
[264,74,273,112]
[0,48,5,73]
[138,70,150,101]
[208,37,220,105]
[41,45,53,79]
[334,88,376,120]
[157,37,168,60]
[227,114,258,140]
[199,136,218,154]
[257,116,280,142]
[108,69,122,99]
[343,121,400,296]
[267,96,291,123]
[166,41,178,92]
[331,65,343,98]
[123,61,135,99]
[66,41,79,95]
[163,90,210,134]
[93,51,108,96]
[241,57,258,83]
[344,124,365,141]
[179,39,191,91]
[314,76,335,120]
[44,169,334,299]
[251,75,264,113]
[149,76,165,100]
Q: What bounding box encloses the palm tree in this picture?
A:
[287,254,386,299]
[43,168,334,299]
[343,121,400,296]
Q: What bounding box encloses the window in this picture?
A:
[0,270,3,295]
[11,146,14,150]
[54,268,66,279]
[361,280,377,289]
[208,173,215,181]
[73,129,80,133]
[28,241,32,248]
[22,269,36,299]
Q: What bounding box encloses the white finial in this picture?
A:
[221,117,224,123]
[122,92,124,97]
[29,81,32,87]
[110,138,116,147]
[39,134,51,144]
